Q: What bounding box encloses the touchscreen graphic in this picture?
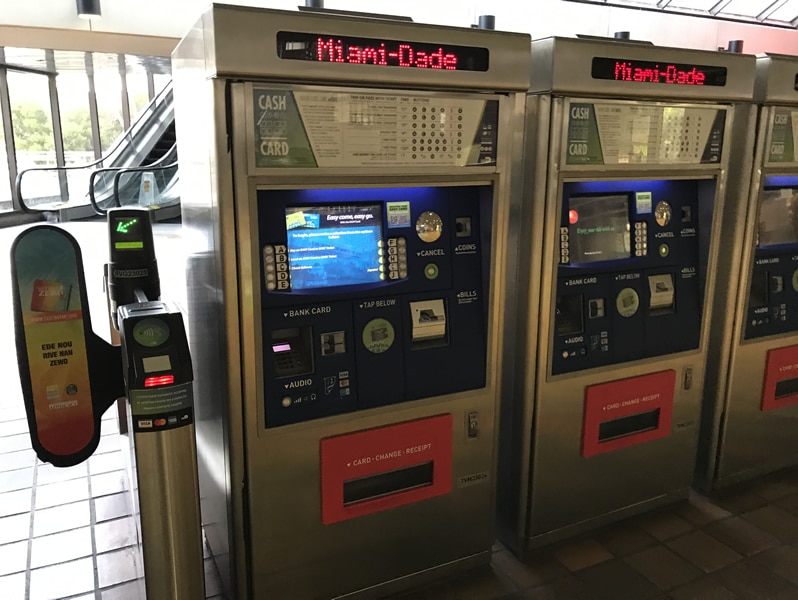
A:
[285,204,383,289]
[568,194,631,264]
[759,188,798,246]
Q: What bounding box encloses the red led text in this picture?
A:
[614,61,706,85]
[316,38,458,70]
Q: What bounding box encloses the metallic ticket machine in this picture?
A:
[699,54,798,491]
[172,5,529,598]
[497,36,755,553]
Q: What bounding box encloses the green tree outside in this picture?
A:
[11,102,124,153]
[11,103,54,152]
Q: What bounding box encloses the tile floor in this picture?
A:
[4,222,798,599]
[393,469,798,599]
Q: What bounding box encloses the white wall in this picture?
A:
[0,0,795,54]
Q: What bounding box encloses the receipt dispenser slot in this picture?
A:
[410,299,447,342]
[598,409,661,442]
[775,378,798,399]
[343,461,434,505]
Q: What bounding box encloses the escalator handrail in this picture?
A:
[89,143,178,215]
[16,82,173,213]
[103,158,179,216]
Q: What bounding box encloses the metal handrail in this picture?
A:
[95,159,180,216]
[89,144,178,215]
[15,82,173,212]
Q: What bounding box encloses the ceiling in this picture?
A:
[569,0,798,27]
[0,48,171,74]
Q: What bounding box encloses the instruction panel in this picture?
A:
[565,102,726,166]
[252,87,499,168]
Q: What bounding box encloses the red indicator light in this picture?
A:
[569,210,579,225]
[144,374,175,388]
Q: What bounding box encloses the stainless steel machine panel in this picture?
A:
[529,37,754,101]
[173,5,529,598]
[755,54,798,106]
[699,53,798,492]
[498,35,755,555]
[198,4,530,92]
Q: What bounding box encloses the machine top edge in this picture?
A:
[173,3,531,92]
[755,53,798,105]
[529,36,756,102]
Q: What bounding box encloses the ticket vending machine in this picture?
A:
[699,54,798,491]
[496,37,755,553]
[172,5,529,598]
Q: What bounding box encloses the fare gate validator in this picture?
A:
[496,37,756,554]
[10,209,205,598]
[698,54,798,491]
[173,5,529,599]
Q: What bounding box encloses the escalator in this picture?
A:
[15,82,180,221]
[90,142,179,220]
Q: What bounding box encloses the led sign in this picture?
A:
[592,57,727,87]
[277,31,489,71]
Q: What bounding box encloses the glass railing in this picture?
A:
[16,82,174,212]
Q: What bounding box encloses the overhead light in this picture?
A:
[76,0,101,19]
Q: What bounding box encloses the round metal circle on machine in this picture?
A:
[281,396,292,408]
[416,211,443,243]
[792,269,798,293]
[133,318,170,347]
[615,288,640,318]
[362,318,395,354]
[658,243,670,258]
[654,200,672,227]
[424,263,439,280]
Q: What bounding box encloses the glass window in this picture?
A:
[56,51,95,206]
[767,0,798,21]
[93,52,125,155]
[6,50,59,209]
[722,0,770,17]
[0,117,10,213]
[153,73,171,98]
[668,0,721,10]
[125,55,151,123]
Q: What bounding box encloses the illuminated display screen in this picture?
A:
[272,343,292,353]
[112,217,144,250]
[568,195,631,264]
[592,57,727,86]
[277,31,489,71]
[285,204,383,289]
[758,188,798,246]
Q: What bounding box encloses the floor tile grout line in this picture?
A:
[87,459,102,600]
[25,457,38,599]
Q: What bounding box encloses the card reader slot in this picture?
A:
[343,461,434,505]
[598,409,661,443]
[775,377,798,399]
[271,326,313,378]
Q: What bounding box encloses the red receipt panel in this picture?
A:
[582,370,676,457]
[320,414,453,525]
[762,345,798,411]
